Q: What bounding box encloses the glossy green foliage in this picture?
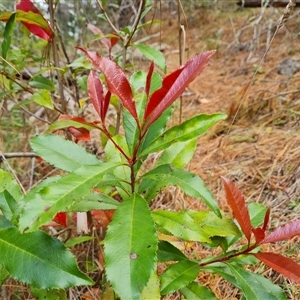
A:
[30,134,100,172]
[248,202,268,228]
[18,163,120,232]
[133,44,166,72]
[141,165,220,216]
[1,13,16,59]
[104,194,158,300]
[153,210,240,243]
[0,265,9,286]
[140,113,227,156]
[140,269,160,300]
[180,281,217,300]
[160,260,200,295]
[0,225,93,289]
[227,263,286,300]
[157,241,187,262]
[0,170,23,202]
[205,262,286,300]
[155,139,197,168]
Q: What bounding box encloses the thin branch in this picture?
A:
[95,0,120,34]
[48,0,67,113]
[0,152,39,160]
[124,0,145,48]
[0,150,26,194]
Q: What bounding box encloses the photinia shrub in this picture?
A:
[1,1,300,299]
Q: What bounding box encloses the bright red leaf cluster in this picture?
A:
[222,176,300,283]
[78,47,215,135]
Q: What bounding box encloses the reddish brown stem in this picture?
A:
[199,244,258,267]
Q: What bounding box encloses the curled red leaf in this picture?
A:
[262,208,270,231]
[221,176,252,241]
[145,61,154,99]
[260,218,300,244]
[88,70,105,121]
[255,252,300,284]
[68,127,90,142]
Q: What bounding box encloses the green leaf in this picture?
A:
[156,139,197,168]
[140,268,160,300]
[30,287,67,300]
[47,119,98,132]
[138,105,173,157]
[29,76,55,91]
[18,163,121,232]
[130,71,147,92]
[104,194,158,300]
[0,265,9,286]
[152,210,211,243]
[0,228,93,288]
[134,44,166,72]
[64,236,94,248]
[0,215,14,230]
[180,281,217,300]
[140,113,227,156]
[157,240,187,262]
[68,192,119,212]
[1,13,16,59]
[0,170,23,201]
[0,11,51,33]
[123,108,139,156]
[30,134,101,172]
[248,203,268,228]
[160,260,200,295]
[202,262,237,287]
[187,210,241,237]
[142,165,220,217]
[0,190,17,221]
[227,263,286,300]
[105,137,131,197]
[31,90,54,109]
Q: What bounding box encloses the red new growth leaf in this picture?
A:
[103,91,111,121]
[53,212,68,227]
[110,36,119,48]
[87,24,118,54]
[68,127,90,142]
[262,208,270,231]
[58,115,100,128]
[252,208,270,244]
[255,252,300,283]
[77,47,137,119]
[88,70,105,121]
[145,61,154,99]
[221,177,252,241]
[16,0,53,41]
[260,218,300,244]
[91,209,115,228]
[144,50,215,128]
[87,23,111,51]
[252,227,265,244]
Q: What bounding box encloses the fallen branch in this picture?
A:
[0,152,38,161]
